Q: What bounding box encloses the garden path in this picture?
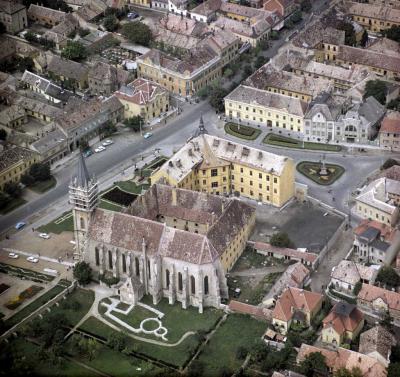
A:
[229,265,286,277]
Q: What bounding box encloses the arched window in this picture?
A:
[108,250,113,269]
[204,276,209,295]
[166,269,170,289]
[95,247,100,266]
[191,275,195,295]
[178,272,183,291]
[147,259,151,280]
[80,217,85,230]
[122,253,126,273]
[135,257,140,276]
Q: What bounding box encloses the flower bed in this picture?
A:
[101,187,137,207]
[5,285,44,310]
[296,161,345,186]
[224,123,261,140]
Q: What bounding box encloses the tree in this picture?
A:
[270,232,293,248]
[388,363,400,377]
[124,116,143,132]
[122,22,152,46]
[223,68,233,78]
[364,79,387,105]
[0,129,7,140]
[380,310,394,331]
[209,86,228,113]
[0,191,9,209]
[383,25,400,43]
[236,346,248,360]
[21,173,35,186]
[107,332,127,351]
[300,0,312,12]
[187,360,205,377]
[4,182,22,199]
[376,266,400,288]
[337,21,356,46]
[381,158,399,170]
[61,40,87,62]
[73,261,92,285]
[254,56,268,69]
[335,367,363,377]
[103,15,118,32]
[29,162,51,182]
[360,30,368,47]
[291,10,302,23]
[387,96,400,111]
[299,352,328,377]
[353,280,362,295]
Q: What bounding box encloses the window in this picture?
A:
[274,178,277,183]
[249,170,253,176]
[178,272,183,291]
[122,254,126,273]
[166,269,170,288]
[108,250,113,269]
[204,276,209,295]
[211,169,218,177]
[147,260,151,280]
[80,217,85,230]
[191,275,196,294]
[211,182,218,188]
[95,247,100,266]
[135,257,140,276]
[259,173,262,179]
[240,167,243,173]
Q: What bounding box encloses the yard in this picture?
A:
[224,123,261,141]
[263,133,342,152]
[231,247,284,272]
[195,314,266,375]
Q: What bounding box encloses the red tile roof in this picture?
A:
[323,302,364,335]
[380,111,400,134]
[253,242,318,264]
[357,283,400,311]
[229,300,272,320]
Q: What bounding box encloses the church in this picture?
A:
[69,147,256,312]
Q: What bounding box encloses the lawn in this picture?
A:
[296,161,345,185]
[51,288,95,326]
[37,210,74,234]
[224,123,261,141]
[98,199,124,212]
[115,180,145,194]
[231,247,284,272]
[0,197,27,215]
[196,314,266,375]
[8,338,94,377]
[79,316,200,368]
[263,133,342,152]
[30,176,57,194]
[4,283,67,331]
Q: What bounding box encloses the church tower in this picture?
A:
[69,153,98,260]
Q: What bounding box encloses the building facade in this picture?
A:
[379,111,400,151]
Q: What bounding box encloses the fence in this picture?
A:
[0,280,77,342]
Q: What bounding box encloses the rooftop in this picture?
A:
[0,146,38,173]
[358,283,400,311]
[30,128,67,155]
[115,78,167,106]
[47,54,89,82]
[292,21,345,48]
[347,1,400,24]
[323,301,364,336]
[380,111,400,135]
[28,4,66,23]
[359,325,395,362]
[0,0,25,14]
[331,260,378,285]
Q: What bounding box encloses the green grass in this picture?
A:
[115,180,145,194]
[30,176,57,193]
[37,210,74,234]
[263,133,342,152]
[196,314,266,375]
[0,262,55,283]
[0,197,27,214]
[4,284,67,330]
[79,316,199,368]
[51,288,95,326]
[8,338,94,377]
[98,199,124,212]
[224,122,261,140]
[296,161,345,185]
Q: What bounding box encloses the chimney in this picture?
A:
[172,187,177,206]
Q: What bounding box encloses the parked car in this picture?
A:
[39,233,50,239]
[128,12,139,19]
[143,132,153,139]
[8,252,19,259]
[15,222,26,230]
[102,139,113,146]
[95,146,106,153]
[27,256,39,263]
[83,149,93,158]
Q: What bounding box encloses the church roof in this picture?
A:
[193,115,208,138]
[73,152,90,188]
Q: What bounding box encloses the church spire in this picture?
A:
[74,152,91,188]
[194,115,208,138]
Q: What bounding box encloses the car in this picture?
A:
[15,222,26,230]
[39,233,50,239]
[8,252,19,259]
[102,139,113,146]
[94,146,106,153]
[143,132,153,139]
[128,12,139,19]
[27,256,39,263]
[83,149,93,158]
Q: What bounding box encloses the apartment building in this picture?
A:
[27,4,66,27]
[0,0,27,34]
[379,111,400,152]
[150,121,295,207]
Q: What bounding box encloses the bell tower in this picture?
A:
[69,153,98,260]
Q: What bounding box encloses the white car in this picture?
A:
[8,252,19,259]
[39,233,50,239]
[27,256,39,263]
[102,139,113,146]
[95,146,106,153]
[143,132,153,139]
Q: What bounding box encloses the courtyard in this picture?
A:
[252,200,344,253]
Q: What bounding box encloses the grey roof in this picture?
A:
[359,227,380,243]
[74,152,90,188]
[333,301,356,317]
[31,128,67,154]
[359,96,386,125]
[370,239,391,252]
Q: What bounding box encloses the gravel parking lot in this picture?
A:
[251,199,344,252]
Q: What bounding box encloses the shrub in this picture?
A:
[236,346,248,360]
[381,158,399,170]
[73,261,92,285]
[270,232,293,248]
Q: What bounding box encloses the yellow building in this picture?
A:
[115,78,169,123]
[128,0,151,7]
[224,85,308,133]
[150,119,295,207]
[0,146,40,191]
[322,302,364,346]
[347,2,400,32]
[137,33,239,97]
